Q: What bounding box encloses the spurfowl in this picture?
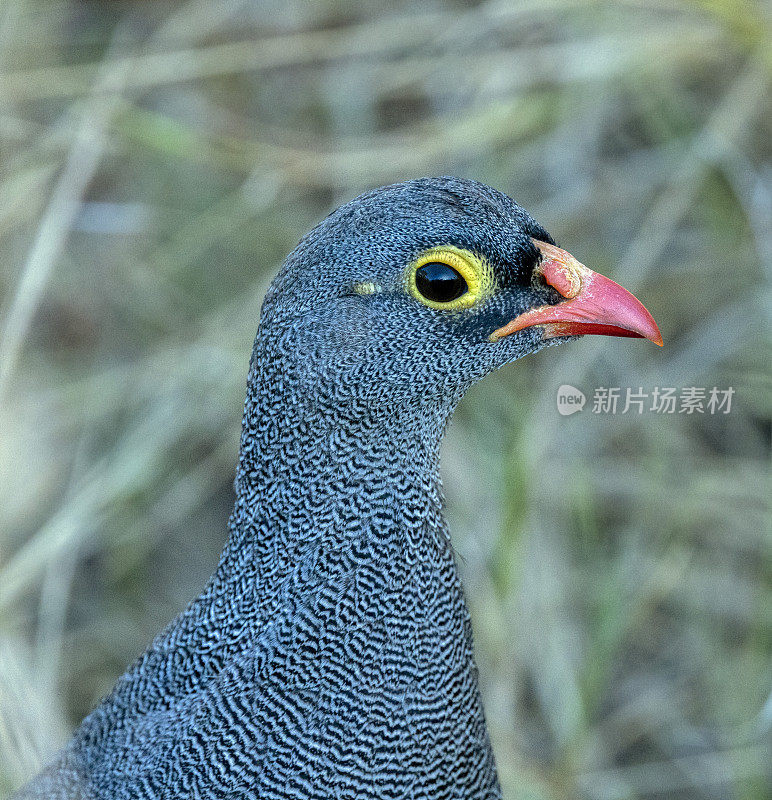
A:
[16,177,661,799]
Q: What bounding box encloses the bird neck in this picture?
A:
[226,343,458,560]
[208,342,500,797]
[210,332,475,648]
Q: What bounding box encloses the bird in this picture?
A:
[14,176,662,800]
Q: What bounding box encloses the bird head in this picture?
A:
[257,177,661,417]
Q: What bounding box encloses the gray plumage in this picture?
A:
[15,177,570,799]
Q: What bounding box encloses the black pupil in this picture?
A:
[415,262,468,303]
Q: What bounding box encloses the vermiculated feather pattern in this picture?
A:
[16,177,565,799]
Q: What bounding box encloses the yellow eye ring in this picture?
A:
[407,246,493,311]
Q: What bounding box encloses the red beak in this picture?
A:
[489,239,663,346]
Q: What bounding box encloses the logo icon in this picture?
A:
[556,384,586,415]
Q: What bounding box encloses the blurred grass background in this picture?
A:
[0,0,770,797]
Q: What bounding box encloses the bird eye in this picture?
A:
[415,262,468,303]
[407,246,493,311]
